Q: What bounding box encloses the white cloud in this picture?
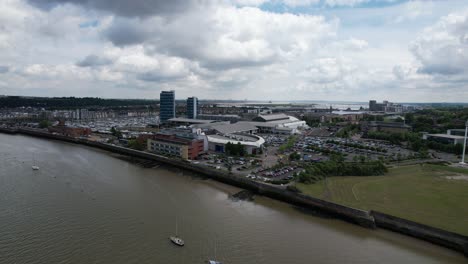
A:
[0,0,467,102]
[410,9,468,77]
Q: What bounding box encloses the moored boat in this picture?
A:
[170,236,184,246]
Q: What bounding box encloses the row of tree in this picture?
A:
[0,96,158,109]
[225,142,246,156]
[296,154,387,184]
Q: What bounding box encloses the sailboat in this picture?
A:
[169,219,184,246]
[32,153,40,170]
[207,238,222,264]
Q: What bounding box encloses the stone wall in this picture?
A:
[372,211,468,256]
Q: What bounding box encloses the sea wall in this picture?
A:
[371,211,468,256]
[0,127,18,134]
[2,128,468,257]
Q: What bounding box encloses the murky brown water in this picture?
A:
[0,134,465,263]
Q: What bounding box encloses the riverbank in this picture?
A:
[1,127,467,257]
[297,164,468,236]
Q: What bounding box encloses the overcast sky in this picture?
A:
[1,0,468,102]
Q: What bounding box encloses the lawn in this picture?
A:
[296,164,468,235]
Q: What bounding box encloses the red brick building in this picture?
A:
[146,133,204,160]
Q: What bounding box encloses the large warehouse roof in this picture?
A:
[253,113,290,122]
[210,122,258,134]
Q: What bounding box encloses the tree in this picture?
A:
[39,120,51,129]
[289,152,301,161]
[225,142,246,156]
[128,139,145,151]
[110,127,123,139]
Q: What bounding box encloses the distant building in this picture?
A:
[369,100,403,113]
[160,90,175,123]
[447,129,466,137]
[186,97,198,119]
[423,134,466,145]
[252,113,307,132]
[48,120,91,138]
[423,129,467,145]
[362,121,411,134]
[253,113,290,122]
[147,127,207,159]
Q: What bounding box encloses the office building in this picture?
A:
[187,97,198,119]
[147,128,207,159]
[160,90,175,123]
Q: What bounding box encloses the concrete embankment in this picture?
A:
[1,127,467,257]
[372,211,468,257]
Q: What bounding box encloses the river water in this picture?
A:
[0,134,465,264]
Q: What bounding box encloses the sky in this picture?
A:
[0,0,468,102]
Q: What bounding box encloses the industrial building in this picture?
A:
[423,130,467,145]
[187,97,198,119]
[160,90,175,123]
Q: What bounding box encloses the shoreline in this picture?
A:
[1,127,467,257]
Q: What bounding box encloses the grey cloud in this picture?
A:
[417,64,464,75]
[413,44,468,76]
[28,0,195,17]
[0,66,9,73]
[104,19,151,46]
[76,55,113,67]
[137,71,186,82]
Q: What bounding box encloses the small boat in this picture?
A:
[169,219,184,246]
[206,237,221,264]
[170,236,184,246]
[32,153,39,170]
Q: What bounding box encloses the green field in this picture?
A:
[296,164,468,235]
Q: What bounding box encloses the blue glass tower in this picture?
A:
[187,97,198,119]
[160,90,175,123]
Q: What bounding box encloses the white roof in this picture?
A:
[207,134,265,148]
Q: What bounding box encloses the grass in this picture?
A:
[296,164,468,235]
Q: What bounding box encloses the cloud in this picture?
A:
[283,0,320,7]
[410,10,468,78]
[105,6,337,71]
[76,54,113,67]
[0,66,9,73]
[27,0,195,17]
[0,0,466,102]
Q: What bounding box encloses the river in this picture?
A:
[0,134,465,263]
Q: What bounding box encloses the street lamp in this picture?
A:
[461,119,468,165]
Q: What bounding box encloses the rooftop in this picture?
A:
[426,134,466,139]
[168,117,215,124]
[253,113,290,122]
[210,122,258,134]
